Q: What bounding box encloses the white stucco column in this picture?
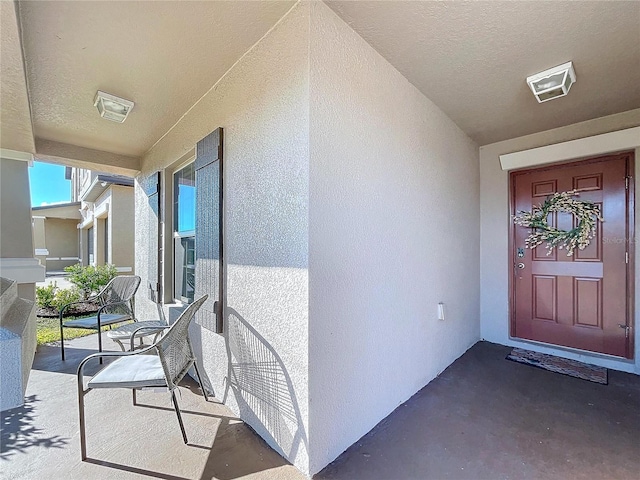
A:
[0,149,45,297]
[0,149,43,411]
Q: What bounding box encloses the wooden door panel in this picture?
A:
[511,152,634,358]
[532,275,557,322]
[573,278,602,328]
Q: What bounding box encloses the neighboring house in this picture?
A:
[32,202,81,273]
[29,167,135,275]
[1,1,639,477]
[69,168,135,273]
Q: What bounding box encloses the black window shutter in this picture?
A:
[142,171,162,302]
[194,128,223,333]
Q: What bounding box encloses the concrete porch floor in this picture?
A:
[1,332,306,480]
[2,339,639,479]
[316,342,640,480]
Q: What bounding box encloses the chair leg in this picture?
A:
[171,390,188,444]
[59,318,65,361]
[193,362,209,402]
[78,380,87,460]
[113,339,126,352]
[97,326,103,365]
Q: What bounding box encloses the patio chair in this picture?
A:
[77,295,209,460]
[106,285,168,351]
[59,275,141,361]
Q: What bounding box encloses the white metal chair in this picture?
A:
[76,295,209,460]
[59,275,141,361]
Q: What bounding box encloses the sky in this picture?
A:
[29,162,72,207]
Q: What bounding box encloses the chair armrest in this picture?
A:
[128,325,170,351]
[59,299,98,321]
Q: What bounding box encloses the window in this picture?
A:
[87,226,94,265]
[173,163,195,303]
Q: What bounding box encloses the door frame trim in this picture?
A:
[508,151,635,359]
[500,126,640,170]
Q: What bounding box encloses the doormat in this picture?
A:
[506,347,608,385]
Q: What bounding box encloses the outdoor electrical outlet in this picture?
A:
[438,302,445,321]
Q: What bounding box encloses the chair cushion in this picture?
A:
[106,321,167,339]
[63,314,130,329]
[88,354,166,389]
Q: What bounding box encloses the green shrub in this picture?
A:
[64,264,118,299]
[52,287,82,311]
[35,282,57,309]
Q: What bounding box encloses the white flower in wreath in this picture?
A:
[513,189,604,256]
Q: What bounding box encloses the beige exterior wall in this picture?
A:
[43,218,79,272]
[79,184,134,273]
[107,185,134,272]
[31,203,81,273]
[479,109,640,374]
[73,168,95,201]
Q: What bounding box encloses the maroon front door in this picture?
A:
[511,152,634,358]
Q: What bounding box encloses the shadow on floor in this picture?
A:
[82,458,191,480]
[2,333,305,480]
[1,395,69,461]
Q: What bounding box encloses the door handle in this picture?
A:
[619,324,630,338]
[514,262,525,279]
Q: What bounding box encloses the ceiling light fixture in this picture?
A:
[526,62,576,103]
[93,90,134,123]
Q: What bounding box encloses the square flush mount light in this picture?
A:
[93,90,134,123]
[526,61,576,103]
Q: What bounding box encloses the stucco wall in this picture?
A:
[0,158,42,300]
[43,218,79,271]
[107,185,134,272]
[1,159,34,259]
[32,216,47,266]
[135,2,310,474]
[479,109,640,374]
[44,218,78,256]
[308,2,480,473]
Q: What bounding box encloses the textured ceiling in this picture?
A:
[17,0,295,157]
[6,1,640,158]
[1,1,35,152]
[327,1,640,145]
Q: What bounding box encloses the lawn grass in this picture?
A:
[36,316,131,346]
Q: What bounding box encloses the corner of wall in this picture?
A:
[308,1,480,473]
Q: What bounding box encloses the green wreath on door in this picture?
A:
[513,189,604,256]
